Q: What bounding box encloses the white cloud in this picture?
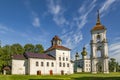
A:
[0,24,14,34]
[100,0,116,13]
[62,31,83,49]
[32,17,40,27]
[24,0,40,27]
[60,0,96,51]
[74,0,96,29]
[109,41,120,64]
[47,0,68,26]
[100,0,116,16]
[61,0,96,50]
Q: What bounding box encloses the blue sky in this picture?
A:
[0,0,120,63]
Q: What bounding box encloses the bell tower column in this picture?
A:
[90,10,109,74]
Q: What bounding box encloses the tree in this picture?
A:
[109,58,119,72]
[24,44,34,52]
[0,48,4,73]
[34,44,44,53]
[0,45,11,74]
[11,43,24,54]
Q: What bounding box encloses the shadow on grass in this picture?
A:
[29,79,63,80]
[29,77,120,80]
[71,77,120,80]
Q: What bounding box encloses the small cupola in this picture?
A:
[81,47,87,56]
[51,35,62,46]
[75,52,80,60]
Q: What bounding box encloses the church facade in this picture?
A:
[11,36,73,75]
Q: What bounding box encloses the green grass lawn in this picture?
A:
[0,72,120,80]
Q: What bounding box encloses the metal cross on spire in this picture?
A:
[96,10,101,25]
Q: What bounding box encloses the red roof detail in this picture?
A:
[12,53,55,60]
[12,54,25,60]
[25,52,55,60]
[3,66,10,70]
[92,24,106,31]
[51,35,62,41]
[45,45,71,52]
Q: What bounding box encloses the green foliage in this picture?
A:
[34,44,44,53]
[11,43,24,54]
[24,44,35,52]
[0,43,44,73]
[109,58,120,72]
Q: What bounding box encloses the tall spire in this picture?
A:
[96,10,101,25]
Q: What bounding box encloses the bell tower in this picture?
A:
[90,10,109,74]
[51,35,62,46]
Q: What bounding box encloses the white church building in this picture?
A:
[11,36,74,75]
[74,47,91,72]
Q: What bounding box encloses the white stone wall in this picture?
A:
[55,49,73,74]
[12,49,73,75]
[29,58,56,75]
[84,60,91,72]
[12,59,26,74]
[74,59,91,72]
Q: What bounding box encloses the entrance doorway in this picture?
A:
[37,70,41,75]
[96,62,102,73]
[61,70,64,75]
[49,70,53,75]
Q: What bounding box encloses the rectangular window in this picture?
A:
[41,62,44,66]
[66,58,68,61]
[59,62,61,67]
[67,63,69,67]
[63,57,65,61]
[36,62,39,66]
[86,64,88,67]
[63,63,65,67]
[47,62,49,67]
[51,62,54,67]
[59,57,61,61]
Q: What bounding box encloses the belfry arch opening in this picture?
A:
[96,50,101,58]
[96,34,101,42]
[96,62,102,73]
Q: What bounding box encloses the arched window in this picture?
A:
[96,50,101,58]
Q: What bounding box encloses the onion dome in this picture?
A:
[75,52,79,57]
[81,47,87,56]
[91,10,106,31]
